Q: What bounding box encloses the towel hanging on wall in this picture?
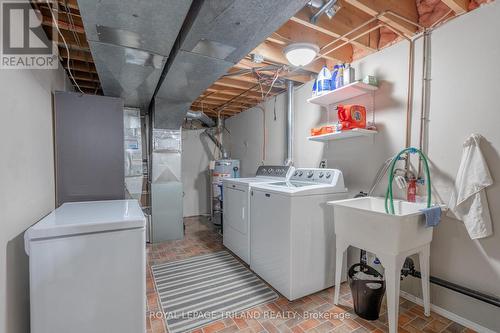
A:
[447,134,493,239]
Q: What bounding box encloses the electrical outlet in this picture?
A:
[319,160,327,168]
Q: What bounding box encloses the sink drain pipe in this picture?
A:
[358,245,500,308]
[402,258,500,308]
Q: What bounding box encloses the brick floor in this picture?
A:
[146,216,475,333]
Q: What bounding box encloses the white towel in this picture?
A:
[447,134,493,239]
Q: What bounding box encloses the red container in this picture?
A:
[338,105,367,130]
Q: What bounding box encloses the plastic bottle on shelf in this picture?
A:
[314,66,332,96]
[331,64,340,90]
[343,63,355,85]
[335,63,344,89]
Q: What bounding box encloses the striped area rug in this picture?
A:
[151,251,278,333]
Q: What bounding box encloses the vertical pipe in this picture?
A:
[404,39,415,175]
[286,80,294,165]
[405,39,415,149]
[418,30,431,177]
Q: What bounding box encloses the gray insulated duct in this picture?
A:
[151,0,310,129]
[185,110,215,127]
[76,0,194,110]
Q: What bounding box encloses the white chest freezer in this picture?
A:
[24,200,146,333]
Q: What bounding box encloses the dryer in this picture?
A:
[250,168,348,300]
[222,165,294,264]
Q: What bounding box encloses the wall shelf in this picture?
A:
[307,81,378,107]
[307,128,378,142]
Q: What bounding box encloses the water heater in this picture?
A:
[211,159,240,226]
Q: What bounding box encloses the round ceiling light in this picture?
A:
[283,43,320,67]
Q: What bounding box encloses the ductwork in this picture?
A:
[205,129,229,159]
[310,0,338,23]
[151,0,310,129]
[77,0,193,110]
[186,110,216,127]
[78,0,309,127]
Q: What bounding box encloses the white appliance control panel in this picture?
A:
[290,168,342,184]
[256,165,293,178]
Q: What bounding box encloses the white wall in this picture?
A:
[182,129,216,217]
[225,97,288,176]
[0,65,71,333]
[225,2,500,331]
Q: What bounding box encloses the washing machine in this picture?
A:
[222,165,294,264]
[250,168,348,300]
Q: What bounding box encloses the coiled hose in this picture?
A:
[385,147,431,214]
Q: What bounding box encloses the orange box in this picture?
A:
[310,126,334,136]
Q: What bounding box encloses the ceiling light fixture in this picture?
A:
[283,43,319,67]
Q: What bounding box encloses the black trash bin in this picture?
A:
[348,263,386,320]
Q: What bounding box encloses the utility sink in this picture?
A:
[328,196,438,333]
[328,196,434,255]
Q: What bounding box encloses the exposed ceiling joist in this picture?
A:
[190,105,243,116]
[441,0,470,14]
[344,0,419,37]
[231,61,313,84]
[214,77,282,92]
[55,0,79,11]
[62,61,97,73]
[199,95,260,105]
[35,0,101,95]
[59,48,93,62]
[76,81,100,90]
[267,20,353,63]
[36,0,478,119]
[290,7,377,52]
[205,88,264,100]
[194,99,255,109]
[42,16,85,34]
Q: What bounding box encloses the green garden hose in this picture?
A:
[384,147,431,214]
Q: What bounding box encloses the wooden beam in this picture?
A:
[57,42,89,53]
[200,94,261,105]
[215,77,281,92]
[190,105,242,115]
[59,48,93,62]
[194,99,255,111]
[72,72,99,83]
[196,96,256,107]
[42,16,85,34]
[233,58,278,70]
[62,61,97,73]
[343,0,419,37]
[269,20,353,63]
[74,81,100,90]
[207,86,265,99]
[230,62,312,84]
[225,72,278,87]
[206,88,263,100]
[290,7,376,52]
[55,0,80,11]
[440,0,469,14]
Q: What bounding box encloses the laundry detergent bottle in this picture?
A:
[314,66,332,96]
